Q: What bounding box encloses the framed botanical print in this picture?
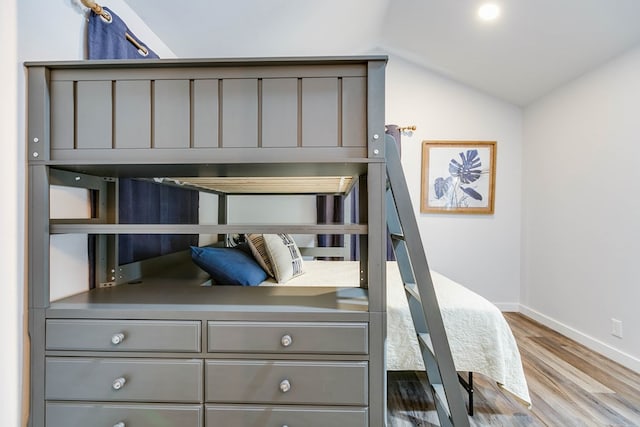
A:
[421,140,496,214]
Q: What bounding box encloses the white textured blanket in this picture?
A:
[263,260,531,406]
[386,263,531,406]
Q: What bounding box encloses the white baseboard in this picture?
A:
[495,302,521,312]
[519,305,640,373]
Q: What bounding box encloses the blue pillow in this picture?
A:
[190,246,268,286]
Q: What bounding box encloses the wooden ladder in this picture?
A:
[385,136,470,427]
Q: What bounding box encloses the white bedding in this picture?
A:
[386,263,531,406]
[261,260,531,406]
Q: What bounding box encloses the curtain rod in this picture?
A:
[387,125,417,133]
[80,0,111,22]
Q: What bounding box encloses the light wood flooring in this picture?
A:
[387,313,640,426]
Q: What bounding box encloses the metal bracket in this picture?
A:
[97,281,118,288]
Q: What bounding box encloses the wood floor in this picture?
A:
[387,312,640,426]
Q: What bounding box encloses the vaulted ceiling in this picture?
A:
[124,0,640,105]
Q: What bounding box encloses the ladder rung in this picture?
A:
[404,282,421,302]
[389,232,405,241]
[418,332,435,355]
[432,384,452,418]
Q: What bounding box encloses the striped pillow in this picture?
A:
[246,234,274,277]
[263,233,305,283]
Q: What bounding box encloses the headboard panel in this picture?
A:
[41,59,376,162]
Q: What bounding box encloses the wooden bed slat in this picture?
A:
[164,176,353,194]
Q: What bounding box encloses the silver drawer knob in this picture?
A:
[111,333,125,345]
[279,379,291,393]
[112,377,126,390]
[280,334,293,347]
[113,422,125,427]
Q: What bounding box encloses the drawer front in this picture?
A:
[207,321,368,354]
[46,402,202,427]
[205,404,368,427]
[206,360,367,405]
[46,357,203,403]
[46,319,201,352]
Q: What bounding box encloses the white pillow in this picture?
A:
[263,233,305,283]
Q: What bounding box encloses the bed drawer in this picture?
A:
[46,319,201,352]
[205,360,367,405]
[207,321,368,354]
[46,402,203,427]
[205,404,368,427]
[45,357,203,403]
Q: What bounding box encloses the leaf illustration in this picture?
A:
[434,176,453,199]
[461,186,483,200]
[449,149,482,184]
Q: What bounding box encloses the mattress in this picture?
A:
[261,260,531,406]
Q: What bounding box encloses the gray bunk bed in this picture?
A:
[27,57,390,427]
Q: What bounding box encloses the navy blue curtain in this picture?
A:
[88,6,159,60]
[118,180,199,265]
[316,195,345,260]
[87,7,198,266]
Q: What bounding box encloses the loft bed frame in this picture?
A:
[27,56,389,427]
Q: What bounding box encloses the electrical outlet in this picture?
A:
[611,318,623,338]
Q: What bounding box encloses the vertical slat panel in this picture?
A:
[76,81,112,149]
[262,78,298,148]
[28,165,50,308]
[342,77,367,148]
[369,311,387,427]
[367,162,386,313]
[115,80,151,149]
[221,79,258,148]
[154,80,190,148]
[29,309,47,427]
[50,81,74,150]
[302,78,339,147]
[193,79,219,148]
[367,60,386,158]
[27,67,50,162]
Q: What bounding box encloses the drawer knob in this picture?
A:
[111,333,125,345]
[112,377,126,390]
[280,334,293,347]
[279,379,291,393]
[113,423,125,427]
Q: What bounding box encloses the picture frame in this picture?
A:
[421,140,496,214]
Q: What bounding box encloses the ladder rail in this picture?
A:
[385,136,470,426]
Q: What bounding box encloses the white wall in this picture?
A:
[385,55,524,308]
[229,196,317,249]
[522,46,640,371]
[1,0,20,425]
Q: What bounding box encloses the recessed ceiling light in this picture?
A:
[478,3,501,21]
